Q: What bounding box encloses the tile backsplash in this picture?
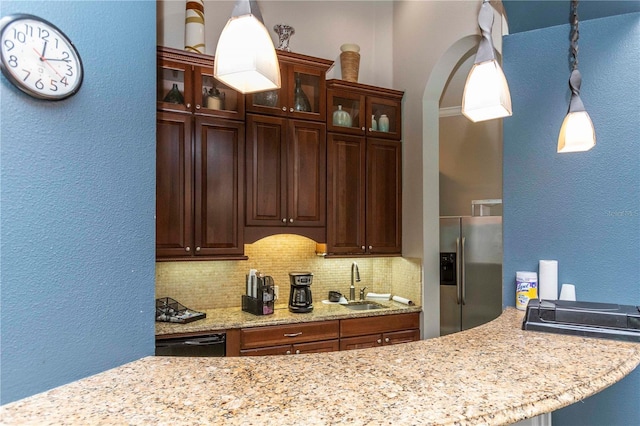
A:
[155,234,422,310]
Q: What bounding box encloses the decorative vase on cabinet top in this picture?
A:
[292,75,311,112]
[378,114,389,132]
[333,105,352,127]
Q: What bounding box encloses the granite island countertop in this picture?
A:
[156,300,422,337]
[3,308,640,425]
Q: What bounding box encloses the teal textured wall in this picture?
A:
[0,1,156,404]
[503,13,640,425]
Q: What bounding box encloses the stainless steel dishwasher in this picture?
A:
[155,333,226,357]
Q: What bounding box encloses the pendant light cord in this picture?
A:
[567,0,585,113]
[570,0,579,71]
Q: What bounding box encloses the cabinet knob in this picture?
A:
[195,247,201,252]
[186,103,191,109]
[377,339,382,344]
[286,350,291,355]
[282,106,287,111]
[361,246,366,250]
[195,104,201,110]
[369,245,373,250]
[282,218,287,223]
[295,349,300,354]
[289,108,294,113]
[289,218,293,223]
[385,337,390,343]
[185,246,191,252]
[368,128,372,132]
[362,127,366,131]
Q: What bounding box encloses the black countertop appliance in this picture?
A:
[523,299,640,342]
[289,272,313,313]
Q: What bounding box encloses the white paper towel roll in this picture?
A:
[539,260,558,300]
[392,295,414,306]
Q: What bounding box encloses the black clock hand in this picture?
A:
[40,41,48,60]
[43,57,71,62]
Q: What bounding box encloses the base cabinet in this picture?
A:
[229,313,420,357]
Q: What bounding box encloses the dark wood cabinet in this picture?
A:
[339,312,420,351]
[239,320,340,356]
[244,114,326,243]
[156,112,193,258]
[246,51,333,122]
[327,133,402,255]
[326,80,403,256]
[157,46,244,120]
[156,47,246,260]
[327,80,402,140]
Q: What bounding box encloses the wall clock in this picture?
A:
[0,13,83,100]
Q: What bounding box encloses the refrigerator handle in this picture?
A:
[461,236,466,305]
[455,237,461,305]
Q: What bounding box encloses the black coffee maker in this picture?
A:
[288,272,313,313]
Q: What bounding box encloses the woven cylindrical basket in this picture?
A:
[340,51,360,82]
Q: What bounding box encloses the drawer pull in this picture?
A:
[284,332,303,338]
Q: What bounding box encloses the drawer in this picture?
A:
[241,320,339,349]
[340,313,420,338]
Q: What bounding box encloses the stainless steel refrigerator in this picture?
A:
[440,216,503,336]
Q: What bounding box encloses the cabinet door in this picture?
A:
[327,88,366,135]
[366,138,402,254]
[293,339,339,354]
[288,120,326,227]
[194,117,244,256]
[366,96,402,140]
[326,133,366,254]
[156,112,193,258]
[157,58,193,113]
[285,64,327,122]
[245,114,287,226]
[194,66,245,120]
[383,329,420,345]
[339,334,382,351]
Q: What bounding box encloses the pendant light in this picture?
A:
[557,0,596,153]
[214,0,281,94]
[462,0,512,123]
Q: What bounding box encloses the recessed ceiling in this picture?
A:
[502,0,640,34]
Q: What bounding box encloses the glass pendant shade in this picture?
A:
[462,59,512,122]
[557,110,596,153]
[462,0,512,123]
[214,3,281,94]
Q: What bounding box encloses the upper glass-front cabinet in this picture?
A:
[327,80,403,140]
[157,46,245,120]
[246,51,333,122]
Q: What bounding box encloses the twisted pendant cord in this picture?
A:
[570,0,579,71]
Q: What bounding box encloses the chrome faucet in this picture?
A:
[350,262,360,301]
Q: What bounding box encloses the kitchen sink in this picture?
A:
[343,301,389,310]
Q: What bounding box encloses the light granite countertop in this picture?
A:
[156,300,422,337]
[2,308,639,425]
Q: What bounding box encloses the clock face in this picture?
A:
[0,14,83,100]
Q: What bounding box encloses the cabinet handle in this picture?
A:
[282,106,287,111]
[289,218,293,223]
[282,218,287,223]
[362,127,366,131]
[284,332,303,337]
[289,108,294,113]
[195,247,201,252]
[286,350,291,355]
[185,246,191,252]
[368,128,373,132]
[295,349,301,354]
[385,337,390,343]
[369,245,373,250]
[377,339,382,344]
[186,103,191,109]
[361,246,365,250]
[195,104,201,110]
